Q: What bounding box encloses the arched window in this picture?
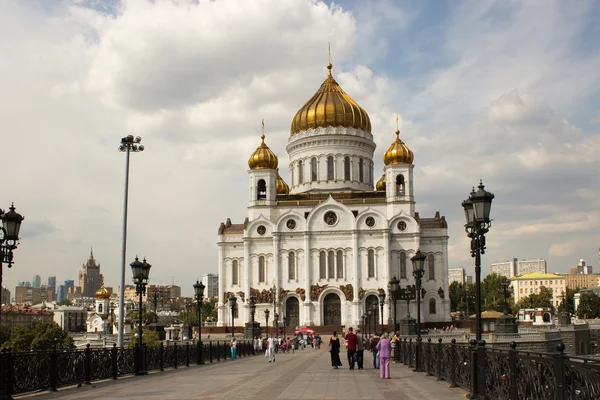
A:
[257,179,266,200]
[368,249,375,278]
[288,252,295,280]
[429,298,436,314]
[359,158,364,183]
[396,175,405,195]
[98,303,103,313]
[428,254,435,280]
[319,251,326,280]
[327,156,334,180]
[311,158,318,182]
[336,250,343,278]
[258,256,265,283]
[232,260,239,285]
[298,160,304,184]
[344,157,350,181]
[328,251,335,279]
[400,252,407,279]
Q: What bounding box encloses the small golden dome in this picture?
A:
[95,281,110,299]
[376,173,386,191]
[383,130,414,165]
[290,63,371,135]
[276,169,289,195]
[248,134,278,170]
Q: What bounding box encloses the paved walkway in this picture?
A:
[20,348,468,400]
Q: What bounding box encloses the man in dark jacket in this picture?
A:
[344,327,358,370]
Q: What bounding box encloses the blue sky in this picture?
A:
[0,0,598,295]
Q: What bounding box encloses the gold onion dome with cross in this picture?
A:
[248,133,278,170]
[276,168,290,195]
[290,62,371,135]
[383,128,414,165]
[95,280,110,299]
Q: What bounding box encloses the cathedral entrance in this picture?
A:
[365,294,380,327]
[285,297,300,328]
[323,293,341,326]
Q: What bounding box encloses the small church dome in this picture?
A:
[248,134,278,170]
[376,173,386,191]
[383,129,414,165]
[276,169,289,195]
[95,282,110,299]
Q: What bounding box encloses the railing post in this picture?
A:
[159,343,164,371]
[469,339,478,398]
[209,341,213,363]
[216,341,220,361]
[403,339,408,365]
[477,340,487,400]
[111,344,118,380]
[185,342,190,367]
[426,338,432,376]
[508,342,518,400]
[450,339,458,388]
[84,344,92,385]
[173,342,178,369]
[436,338,443,381]
[408,339,413,368]
[49,345,58,392]
[555,342,566,400]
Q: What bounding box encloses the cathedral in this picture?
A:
[217,61,451,329]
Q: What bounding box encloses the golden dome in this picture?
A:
[290,63,371,135]
[376,173,386,191]
[383,129,414,165]
[276,169,289,195]
[248,134,278,170]
[95,281,110,299]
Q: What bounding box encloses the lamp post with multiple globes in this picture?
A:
[131,256,151,375]
[410,250,426,372]
[0,204,24,324]
[193,280,205,364]
[389,277,400,333]
[264,309,270,337]
[228,295,237,338]
[378,289,386,334]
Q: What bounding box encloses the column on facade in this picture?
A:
[243,238,250,324]
[273,234,280,323]
[383,231,390,324]
[303,233,312,325]
[352,230,359,326]
[217,244,225,326]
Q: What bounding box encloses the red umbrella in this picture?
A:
[294,327,315,335]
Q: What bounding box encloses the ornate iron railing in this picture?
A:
[396,338,600,400]
[0,340,255,397]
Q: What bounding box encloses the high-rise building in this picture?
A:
[1,287,10,304]
[47,276,56,295]
[78,248,103,298]
[202,274,219,298]
[32,275,41,288]
[448,268,465,285]
[490,258,517,278]
[56,285,66,302]
[517,259,547,275]
[466,276,473,284]
[570,259,593,275]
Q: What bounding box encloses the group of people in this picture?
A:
[328,328,393,379]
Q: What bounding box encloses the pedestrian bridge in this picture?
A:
[16,347,466,400]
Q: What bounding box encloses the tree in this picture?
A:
[576,292,600,319]
[127,311,158,326]
[558,287,580,314]
[515,286,555,312]
[4,322,74,351]
[128,328,159,348]
[481,273,513,312]
[0,325,11,346]
[56,299,72,306]
[449,281,475,313]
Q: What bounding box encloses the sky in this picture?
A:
[1,0,598,297]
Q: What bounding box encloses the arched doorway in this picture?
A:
[286,297,300,328]
[323,293,341,325]
[365,294,380,327]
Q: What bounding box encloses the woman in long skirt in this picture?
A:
[329,332,343,369]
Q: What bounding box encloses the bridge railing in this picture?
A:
[395,338,600,400]
[0,340,256,397]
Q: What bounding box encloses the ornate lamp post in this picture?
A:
[371,304,378,337]
[193,280,205,364]
[117,135,144,348]
[389,277,400,333]
[366,310,372,337]
[131,256,151,375]
[462,181,494,341]
[0,203,24,323]
[411,249,426,372]
[282,315,288,340]
[249,295,256,341]
[378,289,386,334]
[361,313,366,336]
[228,295,237,338]
[272,280,278,338]
[264,309,270,337]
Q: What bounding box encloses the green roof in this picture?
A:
[510,271,564,280]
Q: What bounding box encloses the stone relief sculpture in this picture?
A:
[358,288,366,300]
[296,288,306,301]
[340,284,353,301]
[223,291,233,304]
[236,291,245,303]
[438,287,444,299]
[250,287,274,304]
[278,288,290,302]
[310,283,328,301]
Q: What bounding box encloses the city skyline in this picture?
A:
[1,0,598,297]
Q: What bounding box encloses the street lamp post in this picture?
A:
[0,204,24,324]
[131,256,151,375]
[272,281,278,338]
[366,310,371,337]
[249,295,256,342]
[282,315,287,341]
[361,313,366,336]
[462,180,494,400]
[228,295,237,338]
[411,249,426,372]
[378,289,386,334]
[193,280,205,364]
[264,309,270,337]
[389,277,400,333]
[371,305,377,337]
[118,135,144,348]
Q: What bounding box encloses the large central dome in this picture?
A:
[290,63,371,135]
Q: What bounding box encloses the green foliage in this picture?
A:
[127,311,158,325]
[0,325,11,346]
[3,322,74,351]
[178,300,218,326]
[515,286,555,312]
[558,287,580,314]
[449,281,475,313]
[576,292,600,319]
[481,273,514,312]
[56,299,72,306]
[128,328,159,348]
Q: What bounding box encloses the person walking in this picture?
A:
[371,334,380,369]
[329,332,342,369]
[267,334,276,362]
[231,337,237,359]
[344,327,358,370]
[355,328,364,369]
[376,332,392,379]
